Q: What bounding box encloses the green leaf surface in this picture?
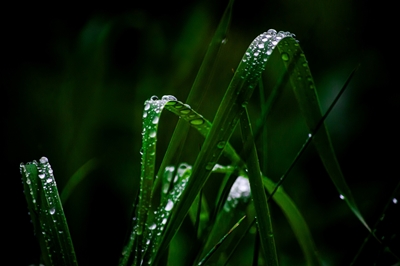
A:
[20,157,77,266]
[240,108,278,265]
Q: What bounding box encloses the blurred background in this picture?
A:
[4,0,399,265]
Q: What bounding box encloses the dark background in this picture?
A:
[4,0,399,265]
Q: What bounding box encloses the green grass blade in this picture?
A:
[240,108,278,266]
[154,0,234,194]
[276,37,370,230]
[60,158,98,204]
[155,30,296,264]
[198,215,247,266]
[263,177,320,265]
[196,175,250,264]
[145,163,192,264]
[20,157,78,266]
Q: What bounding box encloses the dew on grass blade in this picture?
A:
[339,194,345,200]
[190,118,204,125]
[281,52,289,61]
[217,141,226,149]
[39,157,49,164]
[224,176,251,212]
[165,199,174,211]
[49,207,56,215]
[393,198,398,204]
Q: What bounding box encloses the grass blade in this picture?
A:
[240,107,278,265]
[60,158,98,204]
[198,215,247,266]
[276,37,370,230]
[155,30,296,264]
[154,0,235,181]
[20,157,77,266]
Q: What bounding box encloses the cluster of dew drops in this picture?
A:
[240,29,296,82]
[20,157,63,235]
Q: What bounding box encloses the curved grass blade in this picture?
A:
[20,157,78,266]
[263,177,320,265]
[144,163,192,264]
[275,37,370,230]
[60,157,98,204]
[154,0,235,181]
[154,30,296,264]
[198,215,247,266]
[240,107,278,265]
[138,91,319,264]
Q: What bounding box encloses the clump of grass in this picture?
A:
[20,0,400,265]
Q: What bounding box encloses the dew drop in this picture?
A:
[393,198,398,204]
[339,194,345,200]
[49,207,55,215]
[149,130,156,138]
[308,133,312,138]
[205,162,215,171]
[190,119,204,125]
[162,95,177,101]
[150,95,158,101]
[149,223,156,230]
[152,116,159,124]
[165,199,174,211]
[217,141,226,149]
[39,173,45,179]
[39,157,48,164]
[144,103,150,111]
[46,178,52,183]
[281,52,289,61]
[26,178,31,185]
[258,43,264,49]
[143,111,148,118]
[180,109,191,115]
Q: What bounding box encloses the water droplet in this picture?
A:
[308,133,312,138]
[393,198,398,204]
[339,194,345,200]
[39,157,48,164]
[150,95,159,101]
[149,130,156,138]
[162,95,177,101]
[180,109,191,115]
[144,103,150,111]
[152,116,159,124]
[143,111,148,118]
[165,199,174,211]
[281,52,289,61]
[205,162,215,171]
[149,223,156,230]
[39,173,45,179]
[26,178,31,185]
[46,178,52,183]
[190,119,204,125]
[49,207,56,215]
[217,141,226,149]
[162,218,167,225]
[258,43,264,49]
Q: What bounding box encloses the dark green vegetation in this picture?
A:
[7,0,400,265]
